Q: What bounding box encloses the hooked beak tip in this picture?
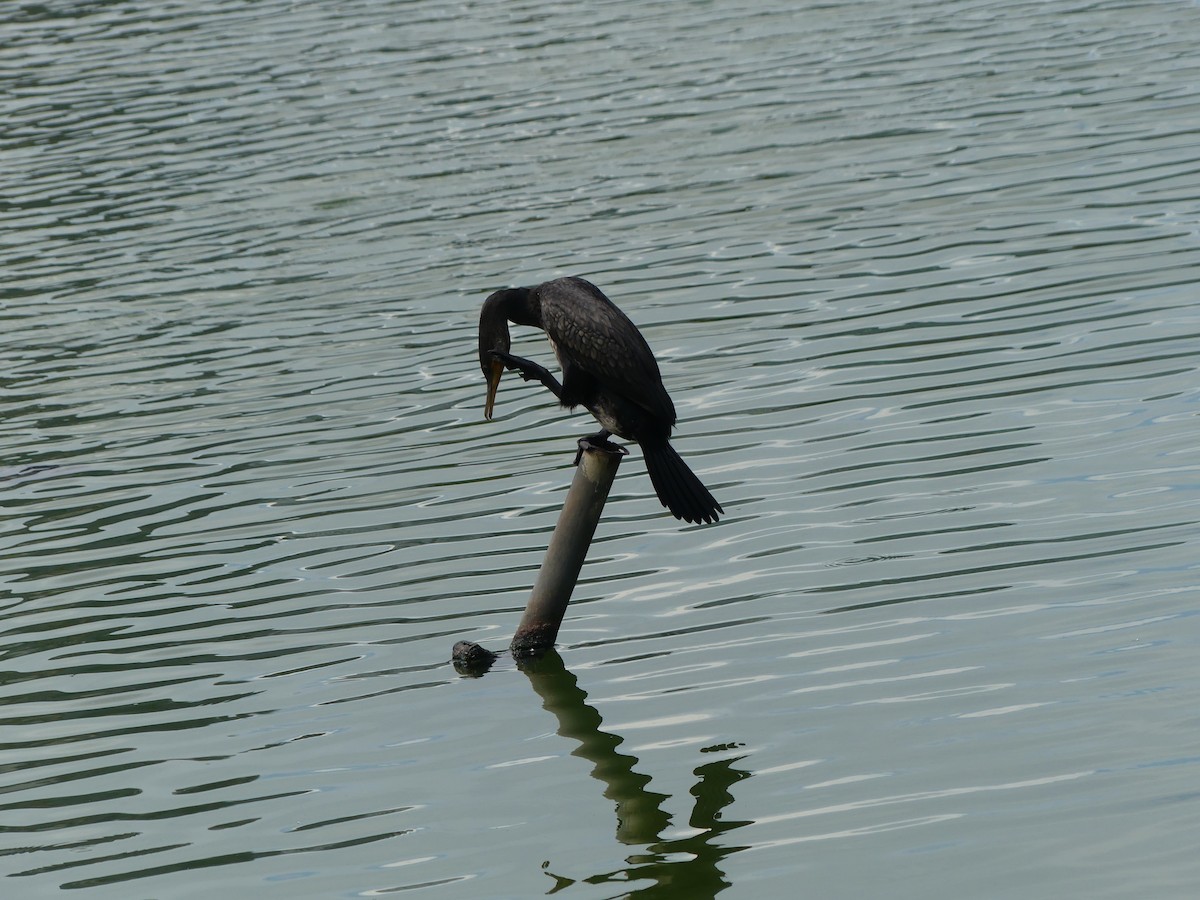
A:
[484,359,503,420]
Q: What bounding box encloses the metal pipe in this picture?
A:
[510,440,625,656]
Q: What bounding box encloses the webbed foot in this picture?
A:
[574,430,626,465]
[489,350,540,382]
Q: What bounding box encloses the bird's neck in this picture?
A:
[498,287,539,327]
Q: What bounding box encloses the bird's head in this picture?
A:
[479,289,515,420]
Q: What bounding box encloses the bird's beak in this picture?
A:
[484,357,504,420]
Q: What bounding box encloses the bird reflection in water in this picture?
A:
[520,651,752,897]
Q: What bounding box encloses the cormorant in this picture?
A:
[478,276,722,524]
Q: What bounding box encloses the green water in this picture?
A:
[4,0,1199,897]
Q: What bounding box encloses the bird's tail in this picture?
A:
[642,440,723,524]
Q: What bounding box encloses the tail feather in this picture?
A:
[642,440,723,524]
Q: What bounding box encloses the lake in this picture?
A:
[4,0,1199,897]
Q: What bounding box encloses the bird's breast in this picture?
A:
[548,336,567,370]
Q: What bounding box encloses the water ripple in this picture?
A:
[4,0,1200,895]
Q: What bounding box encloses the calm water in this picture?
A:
[4,0,1200,896]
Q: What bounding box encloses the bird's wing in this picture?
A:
[537,277,676,421]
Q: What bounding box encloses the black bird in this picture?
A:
[479,276,722,524]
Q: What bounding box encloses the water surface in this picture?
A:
[3,0,1200,896]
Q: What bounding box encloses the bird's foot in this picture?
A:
[574,431,627,465]
[489,350,542,383]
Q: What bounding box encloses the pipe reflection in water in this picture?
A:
[520,651,753,897]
